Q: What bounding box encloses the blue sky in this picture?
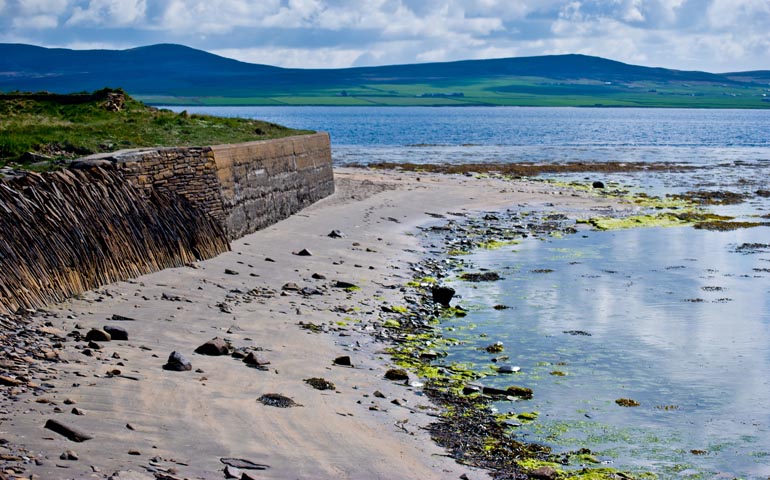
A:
[0,0,767,72]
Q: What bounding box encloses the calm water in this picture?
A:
[171,106,770,478]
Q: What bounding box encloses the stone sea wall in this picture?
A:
[0,133,334,315]
[85,132,334,240]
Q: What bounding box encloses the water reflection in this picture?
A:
[448,225,770,478]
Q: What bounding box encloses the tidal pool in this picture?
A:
[443,225,770,479]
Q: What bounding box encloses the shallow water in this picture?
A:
[445,225,770,478]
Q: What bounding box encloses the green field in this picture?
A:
[0,89,311,169]
[137,76,770,108]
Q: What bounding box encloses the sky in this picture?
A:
[0,0,768,72]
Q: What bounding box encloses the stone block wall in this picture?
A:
[82,132,334,240]
[213,133,334,239]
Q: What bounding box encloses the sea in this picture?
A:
[168,106,770,479]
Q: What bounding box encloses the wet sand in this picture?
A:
[0,167,629,480]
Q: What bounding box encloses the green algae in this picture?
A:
[406,276,439,287]
[477,239,521,250]
[382,319,401,328]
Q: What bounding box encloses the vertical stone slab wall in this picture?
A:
[212,132,334,239]
[92,146,227,227]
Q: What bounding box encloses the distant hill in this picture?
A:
[1,43,768,108]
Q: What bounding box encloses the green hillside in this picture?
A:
[0,88,310,169]
[1,43,768,108]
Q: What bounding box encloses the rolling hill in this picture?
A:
[1,43,768,107]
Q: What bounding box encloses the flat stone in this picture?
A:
[243,352,270,367]
[498,365,521,374]
[103,326,128,341]
[110,314,136,321]
[224,465,242,478]
[163,351,192,371]
[219,458,270,470]
[44,419,93,442]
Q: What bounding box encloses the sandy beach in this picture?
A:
[0,167,630,480]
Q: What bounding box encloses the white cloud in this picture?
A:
[16,0,70,15]
[212,46,363,69]
[67,0,146,26]
[12,13,58,29]
[158,0,281,34]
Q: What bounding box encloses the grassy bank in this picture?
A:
[0,88,311,170]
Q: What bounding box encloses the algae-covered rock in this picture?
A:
[615,398,640,407]
[506,386,533,399]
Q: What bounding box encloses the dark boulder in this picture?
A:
[431,286,456,307]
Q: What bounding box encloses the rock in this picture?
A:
[498,365,521,374]
[194,337,231,356]
[462,385,482,395]
[384,369,409,381]
[85,328,111,342]
[224,465,242,478]
[60,450,78,461]
[300,287,323,296]
[0,375,23,387]
[481,386,509,396]
[44,419,93,442]
[304,377,335,390]
[373,390,386,398]
[334,280,358,289]
[162,351,192,371]
[127,449,141,455]
[333,356,352,367]
[460,271,501,282]
[506,386,533,399]
[108,471,155,480]
[293,249,313,256]
[257,393,301,408]
[592,181,605,189]
[485,342,504,353]
[219,458,270,470]
[530,466,559,480]
[224,269,239,275]
[71,408,85,416]
[243,352,270,368]
[311,273,326,280]
[110,314,136,321]
[431,285,456,306]
[103,326,128,341]
[282,282,300,291]
[328,230,345,238]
